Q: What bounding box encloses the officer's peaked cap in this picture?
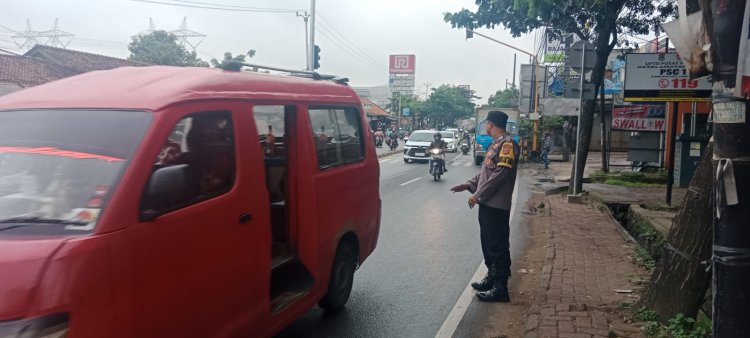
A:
[487,110,508,129]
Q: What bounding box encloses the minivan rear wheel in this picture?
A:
[319,242,356,312]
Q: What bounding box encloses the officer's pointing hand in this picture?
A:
[451,184,468,193]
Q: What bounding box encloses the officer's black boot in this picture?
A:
[470,275,494,292]
[476,277,510,303]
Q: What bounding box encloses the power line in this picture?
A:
[317,14,386,68]
[130,0,301,13]
[315,23,384,71]
[170,0,299,12]
[315,28,384,74]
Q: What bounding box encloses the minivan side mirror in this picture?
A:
[140,164,191,221]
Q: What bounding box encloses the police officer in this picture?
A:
[451,110,520,302]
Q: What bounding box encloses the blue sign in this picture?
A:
[402,107,411,116]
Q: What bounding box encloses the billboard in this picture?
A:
[389,55,416,74]
[624,53,712,102]
[611,105,666,131]
[543,31,577,64]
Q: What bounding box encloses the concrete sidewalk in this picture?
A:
[523,162,651,338]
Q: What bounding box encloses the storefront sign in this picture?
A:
[612,105,666,131]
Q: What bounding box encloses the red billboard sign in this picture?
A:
[612,105,666,131]
[389,55,416,74]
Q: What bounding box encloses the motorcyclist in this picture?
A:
[429,132,448,174]
[388,129,399,149]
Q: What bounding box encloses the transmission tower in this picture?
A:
[40,18,74,48]
[170,17,206,50]
[11,20,41,49]
[134,18,158,37]
[11,18,74,49]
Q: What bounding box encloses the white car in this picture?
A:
[403,130,438,163]
[441,131,458,153]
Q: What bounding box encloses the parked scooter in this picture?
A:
[460,140,470,155]
[430,148,446,181]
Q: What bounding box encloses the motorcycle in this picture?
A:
[460,140,470,155]
[375,136,383,148]
[388,138,398,151]
[429,148,446,181]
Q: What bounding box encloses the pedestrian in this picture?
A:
[450,110,520,302]
[541,132,551,169]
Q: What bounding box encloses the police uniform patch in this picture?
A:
[483,142,500,167]
[497,142,515,168]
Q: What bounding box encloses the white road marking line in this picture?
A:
[464,162,473,166]
[451,161,461,166]
[435,179,519,338]
[400,177,421,186]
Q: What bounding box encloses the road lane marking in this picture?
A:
[464,162,473,166]
[451,161,461,166]
[435,179,519,338]
[400,177,421,186]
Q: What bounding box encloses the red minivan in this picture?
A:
[0,66,381,337]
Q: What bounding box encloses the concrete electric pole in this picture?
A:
[296,11,311,71]
[308,0,316,72]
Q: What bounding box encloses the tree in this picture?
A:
[445,0,675,186]
[423,85,477,129]
[210,50,256,71]
[486,87,519,108]
[128,30,209,67]
[638,143,713,322]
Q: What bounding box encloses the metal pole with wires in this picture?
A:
[296,11,311,71]
[309,0,316,71]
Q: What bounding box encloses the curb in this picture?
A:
[377,149,402,159]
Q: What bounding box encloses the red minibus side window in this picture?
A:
[308,107,365,169]
[140,111,235,219]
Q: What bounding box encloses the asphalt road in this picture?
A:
[276,152,531,338]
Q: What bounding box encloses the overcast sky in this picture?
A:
[0,0,542,104]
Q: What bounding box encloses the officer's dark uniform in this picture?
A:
[461,111,520,302]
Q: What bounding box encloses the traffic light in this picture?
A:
[465,29,473,40]
[313,45,321,70]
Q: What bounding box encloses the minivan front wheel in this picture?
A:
[319,242,356,312]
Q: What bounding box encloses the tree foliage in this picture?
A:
[486,87,520,108]
[423,85,477,128]
[210,50,255,71]
[128,30,209,67]
[445,0,675,183]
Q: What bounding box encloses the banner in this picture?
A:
[623,53,712,101]
[612,105,666,131]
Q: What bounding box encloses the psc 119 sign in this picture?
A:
[624,53,712,102]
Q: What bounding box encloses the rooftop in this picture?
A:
[0,66,360,111]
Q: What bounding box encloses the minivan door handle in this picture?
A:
[239,213,253,224]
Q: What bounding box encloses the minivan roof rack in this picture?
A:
[240,63,349,85]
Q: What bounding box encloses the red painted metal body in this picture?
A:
[0,66,381,337]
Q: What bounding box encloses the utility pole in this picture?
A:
[296,11,310,71]
[308,0,316,72]
[512,54,517,89]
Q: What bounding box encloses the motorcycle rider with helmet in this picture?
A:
[429,132,448,174]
